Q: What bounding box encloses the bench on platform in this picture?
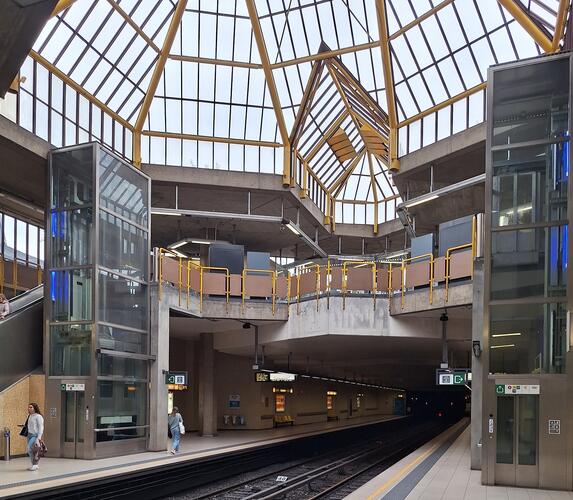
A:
[274,414,294,427]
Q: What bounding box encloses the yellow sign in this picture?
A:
[167,384,188,391]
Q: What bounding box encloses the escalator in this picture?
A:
[0,284,43,392]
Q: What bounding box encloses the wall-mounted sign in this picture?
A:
[229,394,241,408]
[165,371,187,385]
[549,419,561,435]
[488,417,494,434]
[60,383,85,391]
[495,384,539,395]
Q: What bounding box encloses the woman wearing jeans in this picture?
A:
[168,407,183,454]
[25,403,44,471]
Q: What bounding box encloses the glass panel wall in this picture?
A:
[95,147,149,445]
[488,54,570,375]
[47,143,150,457]
[48,146,94,377]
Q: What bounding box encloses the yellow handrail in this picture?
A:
[400,253,434,309]
[201,266,230,313]
[444,243,473,302]
[242,268,276,315]
[341,261,377,310]
[298,264,321,312]
[186,260,201,308]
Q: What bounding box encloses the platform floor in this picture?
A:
[349,420,573,500]
[0,414,402,498]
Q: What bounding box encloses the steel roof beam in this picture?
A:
[497,0,553,52]
[133,0,187,167]
[245,0,291,186]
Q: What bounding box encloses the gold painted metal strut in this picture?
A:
[133,0,187,167]
[142,130,281,148]
[553,0,570,51]
[375,0,399,172]
[245,0,291,186]
[496,0,553,53]
[30,50,134,131]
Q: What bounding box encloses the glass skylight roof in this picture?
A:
[10,0,570,227]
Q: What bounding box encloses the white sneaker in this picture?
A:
[170,449,175,454]
[29,465,38,471]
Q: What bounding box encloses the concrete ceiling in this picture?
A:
[169,311,472,390]
[0,0,57,97]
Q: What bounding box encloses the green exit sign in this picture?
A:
[496,384,505,394]
[453,373,466,385]
[165,371,187,385]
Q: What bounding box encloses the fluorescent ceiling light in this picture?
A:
[403,194,439,208]
[492,332,521,338]
[490,344,515,349]
[285,223,301,236]
[171,249,187,258]
[191,240,211,245]
[169,240,187,249]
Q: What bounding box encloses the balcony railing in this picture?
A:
[154,216,476,316]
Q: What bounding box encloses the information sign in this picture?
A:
[254,371,270,382]
[229,394,241,408]
[269,372,296,382]
[495,384,540,395]
[436,369,469,386]
[549,419,561,435]
[60,383,85,391]
[165,371,187,385]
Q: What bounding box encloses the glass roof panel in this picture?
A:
[10,0,571,223]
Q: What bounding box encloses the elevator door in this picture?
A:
[495,395,538,487]
[62,391,86,458]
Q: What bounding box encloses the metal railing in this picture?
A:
[155,216,477,315]
[0,255,44,296]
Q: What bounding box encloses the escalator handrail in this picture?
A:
[5,284,43,316]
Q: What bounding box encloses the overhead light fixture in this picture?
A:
[398,173,485,210]
[403,194,439,208]
[169,240,188,249]
[281,219,327,258]
[492,332,521,338]
[285,223,301,236]
[191,239,211,245]
[490,344,515,349]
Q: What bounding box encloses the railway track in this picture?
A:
[171,420,451,500]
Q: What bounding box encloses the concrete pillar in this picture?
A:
[471,258,484,470]
[198,332,217,436]
[148,285,170,451]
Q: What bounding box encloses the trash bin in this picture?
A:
[3,428,10,461]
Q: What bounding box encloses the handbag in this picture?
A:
[179,421,185,435]
[168,426,172,439]
[19,416,29,437]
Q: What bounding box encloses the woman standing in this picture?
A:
[25,403,44,471]
[0,294,10,319]
[168,406,183,454]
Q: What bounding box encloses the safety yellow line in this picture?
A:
[366,423,462,499]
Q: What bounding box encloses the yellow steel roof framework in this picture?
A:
[14,0,572,230]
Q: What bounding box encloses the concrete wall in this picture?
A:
[169,338,200,432]
[0,373,45,458]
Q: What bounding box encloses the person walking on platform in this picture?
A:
[0,294,10,319]
[22,403,45,471]
[168,406,184,454]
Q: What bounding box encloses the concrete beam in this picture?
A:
[390,282,473,316]
[396,122,485,177]
[0,115,50,159]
